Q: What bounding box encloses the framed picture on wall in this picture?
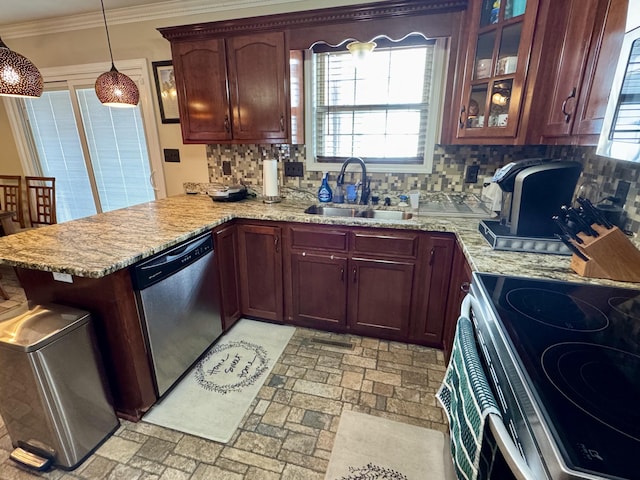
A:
[152,61,180,124]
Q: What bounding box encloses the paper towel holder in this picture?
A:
[263,195,281,204]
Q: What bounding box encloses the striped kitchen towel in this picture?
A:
[437,316,501,480]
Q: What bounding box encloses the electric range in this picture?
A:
[469,273,640,480]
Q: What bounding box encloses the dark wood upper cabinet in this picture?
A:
[527,0,627,145]
[170,38,231,143]
[164,32,290,144]
[446,0,627,146]
[226,33,290,143]
[159,0,466,144]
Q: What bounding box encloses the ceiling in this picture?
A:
[1,0,173,26]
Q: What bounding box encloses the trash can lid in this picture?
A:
[0,303,90,352]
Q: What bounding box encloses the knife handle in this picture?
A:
[555,234,589,261]
[552,215,584,244]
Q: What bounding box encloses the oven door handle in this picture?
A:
[462,294,537,480]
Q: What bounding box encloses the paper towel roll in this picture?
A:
[263,159,279,197]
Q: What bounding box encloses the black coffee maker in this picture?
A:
[491,158,583,237]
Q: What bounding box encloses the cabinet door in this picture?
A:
[237,223,283,321]
[226,32,290,143]
[171,38,232,143]
[442,240,472,361]
[573,0,627,142]
[213,224,241,330]
[348,257,414,339]
[533,0,599,140]
[290,252,348,327]
[454,0,539,142]
[412,235,455,347]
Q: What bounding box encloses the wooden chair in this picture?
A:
[0,175,25,229]
[25,176,57,226]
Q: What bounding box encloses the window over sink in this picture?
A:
[304,36,448,174]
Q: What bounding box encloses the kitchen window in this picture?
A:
[4,60,165,223]
[304,37,448,174]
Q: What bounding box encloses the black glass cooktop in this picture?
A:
[476,274,640,480]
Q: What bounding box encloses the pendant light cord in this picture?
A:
[100,0,115,67]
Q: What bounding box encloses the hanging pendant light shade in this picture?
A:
[346,41,377,62]
[0,37,43,98]
[95,0,139,107]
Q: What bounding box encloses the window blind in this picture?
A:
[314,42,434,164]
[610,38,640,142]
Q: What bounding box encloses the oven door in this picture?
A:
[461,292,547,480]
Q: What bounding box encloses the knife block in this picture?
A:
[569,224,640,283]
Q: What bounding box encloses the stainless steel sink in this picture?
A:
[304,205,413,220]
[358,209,413,220]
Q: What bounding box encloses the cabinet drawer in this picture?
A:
[350,230,420,258]
[289,226,349,252]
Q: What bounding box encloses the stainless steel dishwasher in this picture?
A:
[132,232,223,397]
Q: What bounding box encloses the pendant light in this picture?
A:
[0,37,43,98]
[95,0,139,107]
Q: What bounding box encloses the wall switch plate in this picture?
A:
[284,161,304,177]
[163,148,180,163]
[222,161,232,175]
[465,164,480,183]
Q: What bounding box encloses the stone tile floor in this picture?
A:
[0,266,449,479]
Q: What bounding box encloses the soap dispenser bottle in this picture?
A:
[318,172,333,203]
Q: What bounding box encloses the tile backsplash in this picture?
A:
[205,144,640,233]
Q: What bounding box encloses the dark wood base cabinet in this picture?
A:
[442,239,473,361]
[213,223,242,330]
[283,223,456,347]
[11,220,465,422]
[237,221,284,321]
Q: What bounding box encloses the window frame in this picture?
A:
[303,38,449,175]
[3,59,166,200]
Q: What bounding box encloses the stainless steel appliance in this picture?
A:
[466,273,640,479]
[479,159,582,254]
[132,233,223,397]
[208,185,248,202]
[0,304,119,470]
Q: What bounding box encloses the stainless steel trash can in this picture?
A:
[0,303,119,470]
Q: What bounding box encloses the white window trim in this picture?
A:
[303,38,448,175]
[3,59,167,199]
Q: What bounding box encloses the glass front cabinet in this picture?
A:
[454,0,538,141]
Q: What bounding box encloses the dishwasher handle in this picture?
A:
[132,233,213,290]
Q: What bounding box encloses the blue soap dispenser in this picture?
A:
[318,172,333,203]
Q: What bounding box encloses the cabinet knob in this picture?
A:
[280,115,285,131]
[224,115,230,132]
[561,87,577,124]
[460,282,470,293]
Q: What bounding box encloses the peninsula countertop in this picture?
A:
[0,194,638,289]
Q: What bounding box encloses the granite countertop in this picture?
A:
[0,193,638,290]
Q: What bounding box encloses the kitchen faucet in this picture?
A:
[336,157,370,205]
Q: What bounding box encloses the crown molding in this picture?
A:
[158,0,467,40]
[0,0,305,39]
